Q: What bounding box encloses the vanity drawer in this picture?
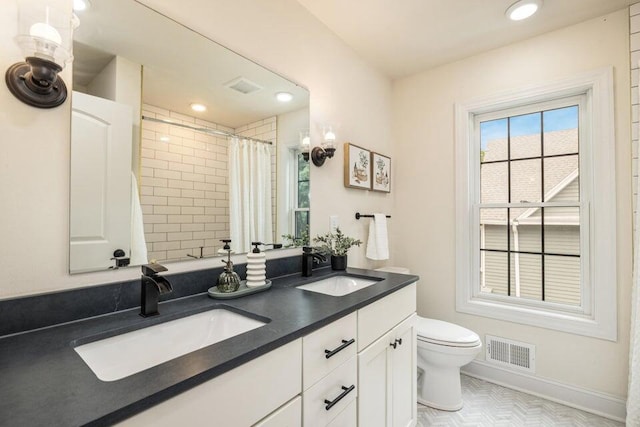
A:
[303,312,357,390]
[303,356,357,427]
[327,399,356,427]
[357,282,416,351]
[254,396,301,427]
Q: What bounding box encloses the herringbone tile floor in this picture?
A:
[417,375,623,426]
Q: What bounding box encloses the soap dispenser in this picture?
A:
[245,241,266,288]
[217,239,240,293]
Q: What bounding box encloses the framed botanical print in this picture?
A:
[371,152,391,193]
[344,143,371,190]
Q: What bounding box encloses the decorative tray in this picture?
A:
[207,280,272,299]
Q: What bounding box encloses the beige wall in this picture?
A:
[392,9,632,397]
[631,3,640,221]
[0,0,393,299]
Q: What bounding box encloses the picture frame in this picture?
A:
[371,152,391,193]
[344,143,372,190]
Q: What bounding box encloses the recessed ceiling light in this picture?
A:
[276,92,293,102]
[73,0,91,11]
[190,103,207,112]
[159,136,170,142]
[506,0,542,21]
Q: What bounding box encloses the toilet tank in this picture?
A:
[375,266,411,274]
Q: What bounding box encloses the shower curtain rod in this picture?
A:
[141,115,273,145]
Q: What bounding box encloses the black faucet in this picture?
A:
[140,263,173,317]
[302,246,326,277]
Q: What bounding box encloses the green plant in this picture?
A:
[313,227,362,256]
[282,224,310,247]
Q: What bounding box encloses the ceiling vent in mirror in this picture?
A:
[225,77,262,94]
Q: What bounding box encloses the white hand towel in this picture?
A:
[366,213,389,260]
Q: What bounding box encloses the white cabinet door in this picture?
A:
[390,315,417,427]
[357,313,417,427]
[70,91,133,273]
[357,331,391,427]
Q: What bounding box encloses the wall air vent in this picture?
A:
[224,77,263,94]
[486,335,535,373]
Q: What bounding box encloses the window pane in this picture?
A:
[509,216,541,253]
[510,159,541,203]
[481,162,508,203]
[544,207,580,255]
[510,253,542,301]
[298,181,309,208]
[481,118,507,162]
[297,153,310,181]
[543,106,579,156]
[483,252,508,296]
[510,112,541,160]
[544,255,581,306]
[543,155,579,202]
[480,208,508,250]
[295,210,309,239]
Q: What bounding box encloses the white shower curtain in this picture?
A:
[228,137,273,254]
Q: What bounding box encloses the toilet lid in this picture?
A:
[416,318,481,347]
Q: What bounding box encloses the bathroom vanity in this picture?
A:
[0,267,417,426]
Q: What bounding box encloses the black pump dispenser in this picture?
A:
[252,241,262,253]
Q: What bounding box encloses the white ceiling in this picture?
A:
[296,0,631,79]
[73,0,308,128]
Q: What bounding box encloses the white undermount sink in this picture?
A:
[297,275,379,296]
[74,308,267,381]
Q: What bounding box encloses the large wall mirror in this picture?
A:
[70,0,310,273]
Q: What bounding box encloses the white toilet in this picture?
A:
[415,317,482,411]
[375,267,482,411]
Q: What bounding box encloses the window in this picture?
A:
[294,152,310,239]
[455,69,617,340]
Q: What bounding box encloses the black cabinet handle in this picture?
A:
[324,385,355,411]
[325,339,355,359]
[390,338,403,349]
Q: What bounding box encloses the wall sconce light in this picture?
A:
[311,125,337,167]
[299,130,311,161]
[5,1,77,108]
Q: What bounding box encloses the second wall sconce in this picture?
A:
[5,1,77,108]
[299,130,311,161]
[310,126,337,167]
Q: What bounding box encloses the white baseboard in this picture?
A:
[461,360,626,423]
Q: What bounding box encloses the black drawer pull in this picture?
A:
[324,385,355,411]
[390,338,403,349]
[325,338,355,359]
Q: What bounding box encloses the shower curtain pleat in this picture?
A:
[228,137,273,254]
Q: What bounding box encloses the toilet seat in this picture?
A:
[416,317,481,348]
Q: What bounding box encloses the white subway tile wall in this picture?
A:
[632,3,640,222]
[140,104,277,261]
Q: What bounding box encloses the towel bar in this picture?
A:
[355,212,391,220]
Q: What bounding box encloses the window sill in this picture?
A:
[456,295,616,341]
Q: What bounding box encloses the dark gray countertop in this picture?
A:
[0,267,418,426]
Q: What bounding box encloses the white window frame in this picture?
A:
[455,68,617,341]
